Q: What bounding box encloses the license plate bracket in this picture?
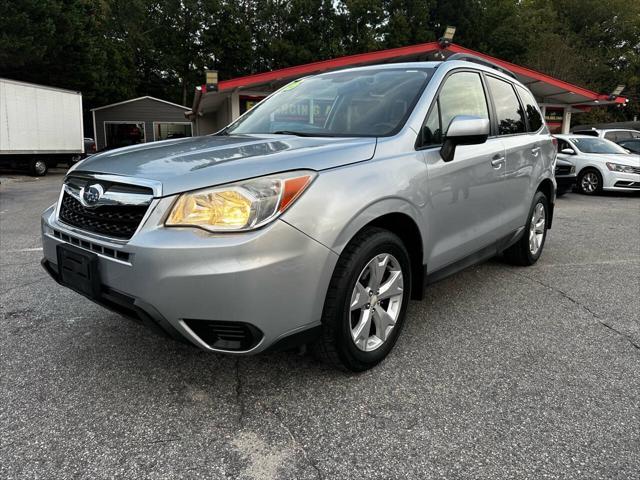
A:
[56,244,101,298]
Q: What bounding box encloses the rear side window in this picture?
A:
[420,71,489,147]
[487,76,526,135]
[516,85,543,132]
[605,131,632,142]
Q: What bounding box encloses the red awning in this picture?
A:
[191,42,626,117]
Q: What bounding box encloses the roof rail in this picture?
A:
[445,53,517,79]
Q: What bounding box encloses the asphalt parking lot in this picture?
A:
[1,169,639,479]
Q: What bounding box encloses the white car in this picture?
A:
[555,134,640,194]
[572,128,640,144]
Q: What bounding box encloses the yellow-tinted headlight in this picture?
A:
[165,171,315,232]
[167,188,254,229]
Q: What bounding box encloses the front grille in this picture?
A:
[555,165,573,175]
[58,177,153,240]
[184,319,263,351]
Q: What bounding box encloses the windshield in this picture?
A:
[570,137,628,154]
[225,68,434,137]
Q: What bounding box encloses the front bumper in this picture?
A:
[41,204,338,353]
[603,170,640,191]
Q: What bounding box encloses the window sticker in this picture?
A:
[282,79,303,91]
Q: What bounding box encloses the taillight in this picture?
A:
[551,137,558,150]
[90,143,96,152]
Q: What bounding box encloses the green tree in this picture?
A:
[383,0,434,48]
[0,0,137,108]
[336,0,385,54]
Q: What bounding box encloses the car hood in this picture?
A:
[75,134,377,196]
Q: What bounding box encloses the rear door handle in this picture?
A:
[531,146,541,157]
[491,154,505,169]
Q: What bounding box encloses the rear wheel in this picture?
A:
[504,190,548,266]
[577,168,602,195]
[314,227,411,372]
[29,158,48,176]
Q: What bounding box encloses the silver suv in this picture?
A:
[41,57,556,371]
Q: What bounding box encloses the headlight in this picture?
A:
[606,162,636,173]
[166,171,316,232]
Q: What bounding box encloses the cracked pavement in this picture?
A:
[1,170,639,479]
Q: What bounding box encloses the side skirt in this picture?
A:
[423,227,525,287]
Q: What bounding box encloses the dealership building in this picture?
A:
[185,42,627,135]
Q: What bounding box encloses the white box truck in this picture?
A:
[0,78,84,176]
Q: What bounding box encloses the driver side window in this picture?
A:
[420,72,490,148]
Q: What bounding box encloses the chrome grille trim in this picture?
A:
[55,173,162,243]
[63,182,153,208]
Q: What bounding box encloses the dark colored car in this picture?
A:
[84,138,97,156]
[554,157,576,196]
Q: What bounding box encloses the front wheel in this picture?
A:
[577,168,602,195]
[314,227,412,372]
[503,190,549,266]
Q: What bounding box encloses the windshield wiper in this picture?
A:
[272,130,316,137]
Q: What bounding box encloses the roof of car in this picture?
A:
[313,60,525,86]
[574,128,640,133]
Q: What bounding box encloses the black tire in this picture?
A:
[314,227,412,372]
[503,190,549,266]
[577,168,603,195]
[29,158,48,176]
[68,154,83,168]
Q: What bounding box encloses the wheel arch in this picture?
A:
[536,177,555,229]
[577,165,604,178]
[348,211,425,301]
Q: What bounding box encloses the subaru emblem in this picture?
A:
[82,183,104,207]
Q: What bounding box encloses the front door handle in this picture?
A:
[491,154,505,169]
[531,146,541,157]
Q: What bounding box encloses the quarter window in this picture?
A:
[487,77,526,135]
[516,85,543,132]
[420,71,489,147]
[422,101,441,146]
[605,131,632,142]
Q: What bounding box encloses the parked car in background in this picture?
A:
[555,134,640,194]
[84,138,97,156]
[572,127,640,143]
[617,139,640,154]
[555,157,576,196]
[41,57,556,371]
[65,138,97,167]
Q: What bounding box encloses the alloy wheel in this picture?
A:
[529,202,546,255]
[581,172,599,193]
[349,253,404,352]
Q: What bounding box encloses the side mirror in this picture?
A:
[440,116,490,162]
[560,148,575,155]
